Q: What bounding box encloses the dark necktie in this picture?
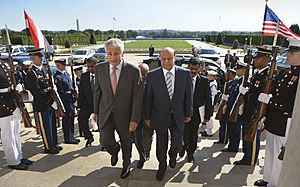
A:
[91,74,95,93]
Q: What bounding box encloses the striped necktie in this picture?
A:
[166,71,173,99]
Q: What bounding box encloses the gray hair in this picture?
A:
[105,38,124,53]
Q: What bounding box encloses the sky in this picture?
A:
[0,0,299,32]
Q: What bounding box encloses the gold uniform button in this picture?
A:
[278,84,281,87]
[280,104,283,107]
[275,103,278,106]
[277,93,279,96]
[270,101,272,104]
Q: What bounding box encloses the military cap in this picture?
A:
[74,66,83,72]
[208,65,218,71]
[287,37,300,52]
[254,47,272,58]
[229,68,236,74]
[54,58,67,66]
[27,48,44,56]
[234,60,248,69]
[207,70,217,76]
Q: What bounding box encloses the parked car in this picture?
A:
[93,47,107,63]
[276,49,290,70]
[0,52,31,65]
[196,48,222,65]
[0,45,26,56]
[68,49,95,65]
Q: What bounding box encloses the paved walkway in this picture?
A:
[0,119,265,187]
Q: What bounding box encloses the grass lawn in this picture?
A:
[125,40,192,51]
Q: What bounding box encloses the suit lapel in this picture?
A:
[104,62,114,97]
[159,68,170,101]
[173,66,179,101]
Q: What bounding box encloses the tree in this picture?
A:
[290,24,300,35]
[65,40,71,48]
[215,33,223,45]
[232,39,240,49]
[89,33,96,44]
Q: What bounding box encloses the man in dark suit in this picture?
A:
[93,38,143,179]
[179,57,212,162]
[77,57,96,147]
[144,47,193,181]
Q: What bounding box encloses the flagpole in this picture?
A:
[273,22,279,47]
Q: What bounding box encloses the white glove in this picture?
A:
[239,85,249,95]
[258,116,266,130]
[238,103,244,115]
[51,101,58,110]
[52,84,58,92]
[222,94,229,101]
[15,83,23,93]
[222,104,227,114]
[258,93,273,104]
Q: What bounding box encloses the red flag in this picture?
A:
[24,10,48,49]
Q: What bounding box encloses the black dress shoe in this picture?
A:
[74,139,81,143]
[233,160,250,165]
[201,131,213,137]
[65,141,79,145]
[145,152,150,161]
[85,138,94,147]
[254,179,268,186]
[222,148,237,153]
[21,158,33,166]
[56,145,63,151]
[8,163,28,170]
[111,153,118,166]
[179,149,185,157]
[169,159,176,168]
[120,165,131,179]
[137,160,145,169]
[214,141,224,144]
[156,169,165,181]
[187,155,195,163]
[44,148,60,154]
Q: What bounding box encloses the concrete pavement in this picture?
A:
[0,119,265,187]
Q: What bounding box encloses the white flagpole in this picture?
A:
[272,22,279,47]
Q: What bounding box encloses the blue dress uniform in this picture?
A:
[235,49,270,165]
[225,76,243,152]
[0,59,32,170]
[54,59,77,144]
[26,48,60,154]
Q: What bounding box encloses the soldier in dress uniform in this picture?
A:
[26,48,62,154]
[234,47,271,165]
[54,59,79,144]
[215,68,236,144]
[254,38,300,186]
[221,61,247,152]
[0,58,32,170]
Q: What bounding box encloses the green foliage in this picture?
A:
[232,39,240,49]
[215,33,223,45]
[65,40,71,48]
[125,40,191,50]
[89,33,97,44]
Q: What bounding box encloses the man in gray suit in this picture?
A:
[93,38,143,179]
[144,47,193,181]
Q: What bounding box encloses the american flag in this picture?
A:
[262,5,300,40]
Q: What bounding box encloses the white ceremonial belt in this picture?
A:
[0,87,12,93]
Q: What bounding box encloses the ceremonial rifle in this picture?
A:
[44,45,66,117]
[5,25,33,127]
[228,50,252,123]
[244,47,278,141]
